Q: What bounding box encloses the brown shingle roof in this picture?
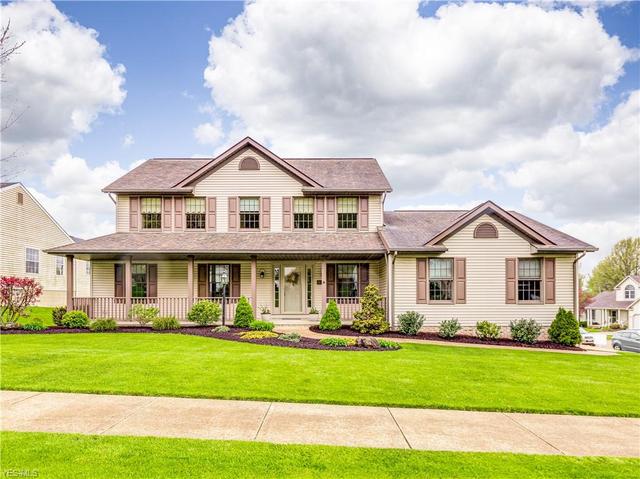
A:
[509,211,595,252]
[285,158,392,192]
[103,159,211,192]
[586,291,636,310]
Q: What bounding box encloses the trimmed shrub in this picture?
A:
[510,318,542,344]
[151,316,181,331]
[319,300,341,331]
[398,311,424,336]
[278,332,301,343]
[187,300,221,326]
[250,320,274,331]
[319,337,355,348]
[52,306,67,326]
[548,307,581,346]
[22,318,46,331]
[234,296,254,328]
[351,284,389,335]
[475,320,501,340]
[438,318,462,339]
[212,325,230,333]
[61,310,90,328]
[90,318,118,332]
[379,339,401,350]
[129,304,159,326]
[579,320,588,327]
[610,322,622,330]
[240,331,278,340]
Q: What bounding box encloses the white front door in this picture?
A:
[282,265,303,313]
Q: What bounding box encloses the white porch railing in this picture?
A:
[326,297,386,321]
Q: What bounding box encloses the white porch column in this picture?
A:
[125,256,132,315]
[187,255,194,306]
[321,262,327,312]
[65,255,74,311]
[250,256,257,313]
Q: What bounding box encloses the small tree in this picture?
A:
[234,296,254,328]
[187,300,221,326]
[351,284,389,335]
[0,276,43,328]
[128,304,159,326]
[548,307,581,346]
[319,300,341,331]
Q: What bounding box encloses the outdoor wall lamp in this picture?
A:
[259,270,265,279]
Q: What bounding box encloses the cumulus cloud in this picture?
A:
[194,118,224,146]
[122,134,135,148]
[0,0,126,174]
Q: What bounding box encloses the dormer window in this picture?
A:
[141,198,162,229]
[625,285,636,300]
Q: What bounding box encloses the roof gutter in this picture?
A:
[301,187,392,195]
[101,187,195,194]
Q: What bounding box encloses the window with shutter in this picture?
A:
[185,197,206,229]
[141,198,162,229]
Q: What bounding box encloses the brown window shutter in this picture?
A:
[506,258,517,304]
[359,197,369,230]
[315,197,325,230]
[261,197,271,231]
[326,264,336,298]
[282,197,292,231]
[358,263,369,296]
[174,197,184,230]
[147,264,158,298]
[114,264,124,297]
[129,197,139,231]
[163,197,172,231]
[231,264,241,297]
[416,258,428,304]
[545,258,556,304]
[455,258,467,304]
[197,264,208,298]
[326,197,336,230]
[207,197,216,231]
[228,197,238,231]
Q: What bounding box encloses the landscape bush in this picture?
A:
[0,276,43,328]
[278,332,301,343]
[319,300,341,331]
[240,331,278,340]
[509,318,542,344]
[475,320,501,340]
[52,306,67,326]
[610,322,622,330]
[129,304,159,326]
[398,311,424,336]
[379,339,401,350]
[319,337,355,348]
[579,320,588,327]
[351,284,389,335]
[90,318,118,332]
[212,325,230,333]
[438,318,462,339]
[234,296,254,328]
[151,316,181,331]
[60,310,90,329]
[548,307,581,346]
[187,300,221,326]
[22,319,46,331]
[250,320,274,331]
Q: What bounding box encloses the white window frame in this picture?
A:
[25,247,39,274]
[55,256,64,276]
[624,285,635,299]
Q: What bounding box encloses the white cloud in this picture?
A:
[194,119,224,146]
[122,134,135,148]
[0,0,126,174]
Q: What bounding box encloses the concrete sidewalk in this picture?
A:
[2,390,638,457]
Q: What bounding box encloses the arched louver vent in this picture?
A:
[474,222,498,239]
[239,157,260,170]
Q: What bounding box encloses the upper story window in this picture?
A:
[625,285,636,299]
[186,197,206,229]
[518,258,541,302]
[429,258,453,301]
[337,197,358,229]
[239,197,260,229]
[337,264,359,297]
[294,197,314,229]
[55,256,64,276]
[141,197,161,229]
[25,248,39,274]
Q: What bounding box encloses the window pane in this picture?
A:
[274,266,280,308]
[240,198,259,212]
[294,197,314,213]
[141,197,161,213]
[429,258,453,279]
[209,264,230,297]
[429,280,452,301]
[186,198,206,229]
[25,248,39,273]
[337,264,358,297]
[141,197,162,229]
[55,256,64,275]
[518,280,541,301]
[240,197,260,229]
[131,264,147,298]
[337,197,357,213]
[185,197,205,213]
[518,259,540,279]
[306,267,312,308]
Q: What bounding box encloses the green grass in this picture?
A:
[2,333,638,416]
[1,305,55,326]
[2,432,638,479]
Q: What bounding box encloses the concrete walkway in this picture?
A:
[2,390,638,457]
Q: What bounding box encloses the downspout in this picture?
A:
[573,252,587,320]
[107,193,116,205]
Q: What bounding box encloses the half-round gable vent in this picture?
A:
[474,222,498,239]
[239,157,260,170]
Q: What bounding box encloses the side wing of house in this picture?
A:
[0,184,90,306]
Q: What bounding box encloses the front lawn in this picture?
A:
[1,333,638,416]
[2,432,638,479]
[1,305,55,326]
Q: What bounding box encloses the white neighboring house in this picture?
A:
[585,275,640,329]
[0,182,90,306]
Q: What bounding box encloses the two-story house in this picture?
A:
[585,275,640,329]
[47,137,596,328]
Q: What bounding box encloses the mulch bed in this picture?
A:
[309,326,583,351]
[0,325,394,352]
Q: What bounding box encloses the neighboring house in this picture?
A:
[47,137,596,327]
[0,182,90,306]
[585,275,640,329]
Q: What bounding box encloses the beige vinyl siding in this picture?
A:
[116,194,129,232]
[157,261,188,296]
[368,195,383,231]
[91,261,115,297]
[393,214,575,327]
[378,257,387,298]
[0,184,90,306]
